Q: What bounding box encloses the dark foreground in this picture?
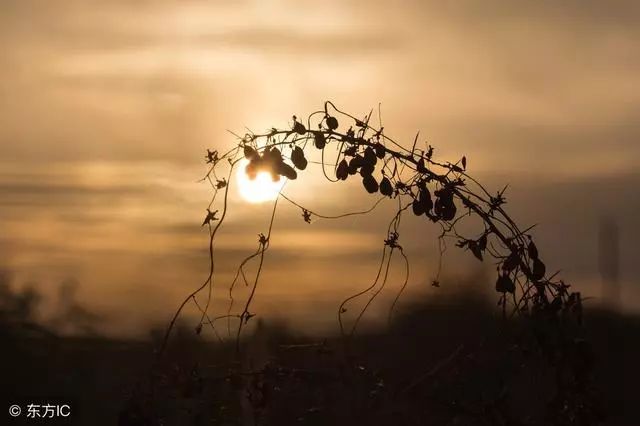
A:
[2,290,638,426]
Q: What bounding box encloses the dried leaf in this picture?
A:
[302,209,312,223]
[469,240,483,261]
[202,209,219,226]
[293,121,306,135]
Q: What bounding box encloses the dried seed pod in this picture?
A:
[364,147,377,166]
[379,177,393,197]
[434,188,456,220]
[314,131,326,150]
[326,115,339,130]
[359,163,375,177]
[496,274,515,293]
[260,149,280,179]
[348,155,364,175]
[244,145,259,161]
[263,146,282,166]
[419,188,433,214]
[246,159,259,180]
[412,199,425,216]
[362,175,379,194]
[441,202,456,221]
[434,197,443,218]
[336,159,349,180]
[291,146,307,170]
[502,252,519,272]
[277,161,297,180]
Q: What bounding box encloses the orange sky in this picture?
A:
[0,0,638,336]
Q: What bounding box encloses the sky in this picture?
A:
[0,0,639,337]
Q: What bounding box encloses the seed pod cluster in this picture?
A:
[335,144,386,195]
[212,104,583,341]
[244,145,297,181]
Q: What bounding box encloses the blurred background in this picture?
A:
[1,0,639,338]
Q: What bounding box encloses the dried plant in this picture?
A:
[154,101,599,425]
[161,101,587,350]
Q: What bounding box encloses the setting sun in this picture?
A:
[236,159,285,203]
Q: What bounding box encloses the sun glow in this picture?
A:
[236,159,285,203]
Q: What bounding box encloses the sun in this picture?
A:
[236,159,285,203]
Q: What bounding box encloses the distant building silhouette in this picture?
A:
[598,216,620,309]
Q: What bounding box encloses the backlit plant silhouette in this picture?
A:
[161,101,585,354]
[153,101,601,425]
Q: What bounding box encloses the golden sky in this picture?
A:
[0,0,639,336]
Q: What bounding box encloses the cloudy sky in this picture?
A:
[0,0,638,336]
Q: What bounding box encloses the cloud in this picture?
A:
[0,0,639,333]
[1,0,639,169]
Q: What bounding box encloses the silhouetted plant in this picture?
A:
[156,101,598,425]
[163,100,584,349]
